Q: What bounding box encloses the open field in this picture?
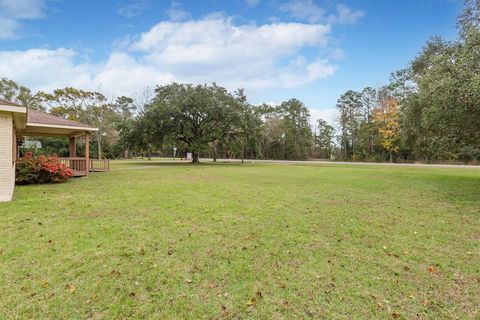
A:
[1,160,479,319]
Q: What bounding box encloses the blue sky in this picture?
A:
[0,0,462,123]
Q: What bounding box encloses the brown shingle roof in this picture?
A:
[1,98,97,130]
[27,109,97,129]
[0,98,23,107]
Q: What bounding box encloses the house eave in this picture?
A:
[26,122,99,132]
[0,104,27,114]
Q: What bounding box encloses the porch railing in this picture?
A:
[90,159,110,172]
[59,157,87,176]
[59,157,110,176]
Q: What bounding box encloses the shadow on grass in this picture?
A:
[118,160,250,168]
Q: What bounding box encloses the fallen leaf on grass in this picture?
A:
[206,282,217,289]
[246,297,257,306]
[42,281,49,288]
[428,266,435,273]
[66,284,76,293]
[185,279,193,284]
[220,305,227,315]
[392,311,401,318]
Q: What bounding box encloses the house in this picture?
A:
[0,99,109,202]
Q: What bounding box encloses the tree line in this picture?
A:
[336,0,480,163]
[1,0,478,163]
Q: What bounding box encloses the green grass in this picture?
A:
[1,160,479,319]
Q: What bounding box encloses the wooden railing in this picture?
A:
[59,157,110,176]
[90,159,109,172]
[59,157,87,176]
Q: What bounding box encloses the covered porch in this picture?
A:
[19,109,109,177]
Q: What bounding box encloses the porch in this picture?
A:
[59,158,110,177]
[19,109,109,177]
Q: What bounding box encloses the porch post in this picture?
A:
[69,137,76,157]
[85,132,90,176]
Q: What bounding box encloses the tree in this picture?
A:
[145,83,241,163]
[0,78,43,110]
[35,87,96,120]
[316,119,335,159]
[277,99,313,160]
[360,87,378,155]
[36,88,124,158]
[227,89,263,163]
[373,96,400,162]
[457,0,480,39]
[118,115,157,159]
[336,90,363,159]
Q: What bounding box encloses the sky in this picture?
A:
[0,0,462,124]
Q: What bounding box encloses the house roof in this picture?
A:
[23,109,98,137]
[0,98,98,136]
[27,109,97,129]
[0,98,23,107]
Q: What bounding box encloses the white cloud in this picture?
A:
[245,0,261,7]
[332,4,364,24]
[0,15,337,98]
[280,0,364,25]
[0,48,94,91]
[0,17,20,39]
[0,0,46,39]
[0,0,45,19]
[167,1,190,21]
[280,0,325,23]
[128,15,333,90]
[117,0,148,18]
[94,52,175,95]
[131,16,329,64]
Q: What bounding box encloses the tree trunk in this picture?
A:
[371,131,375,154]
[389,150,393,163]
[98,136,102,159]
[192,152,200,163]
[242,142,245,164]
[213,141,217,162]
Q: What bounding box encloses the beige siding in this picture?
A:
[0,112,14,202]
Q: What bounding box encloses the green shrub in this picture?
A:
[457,146,480,164]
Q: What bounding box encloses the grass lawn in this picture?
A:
[0,160,479,319]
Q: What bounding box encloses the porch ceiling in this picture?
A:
[22,125,95,137]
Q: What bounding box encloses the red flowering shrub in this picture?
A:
[16,152,74,184]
